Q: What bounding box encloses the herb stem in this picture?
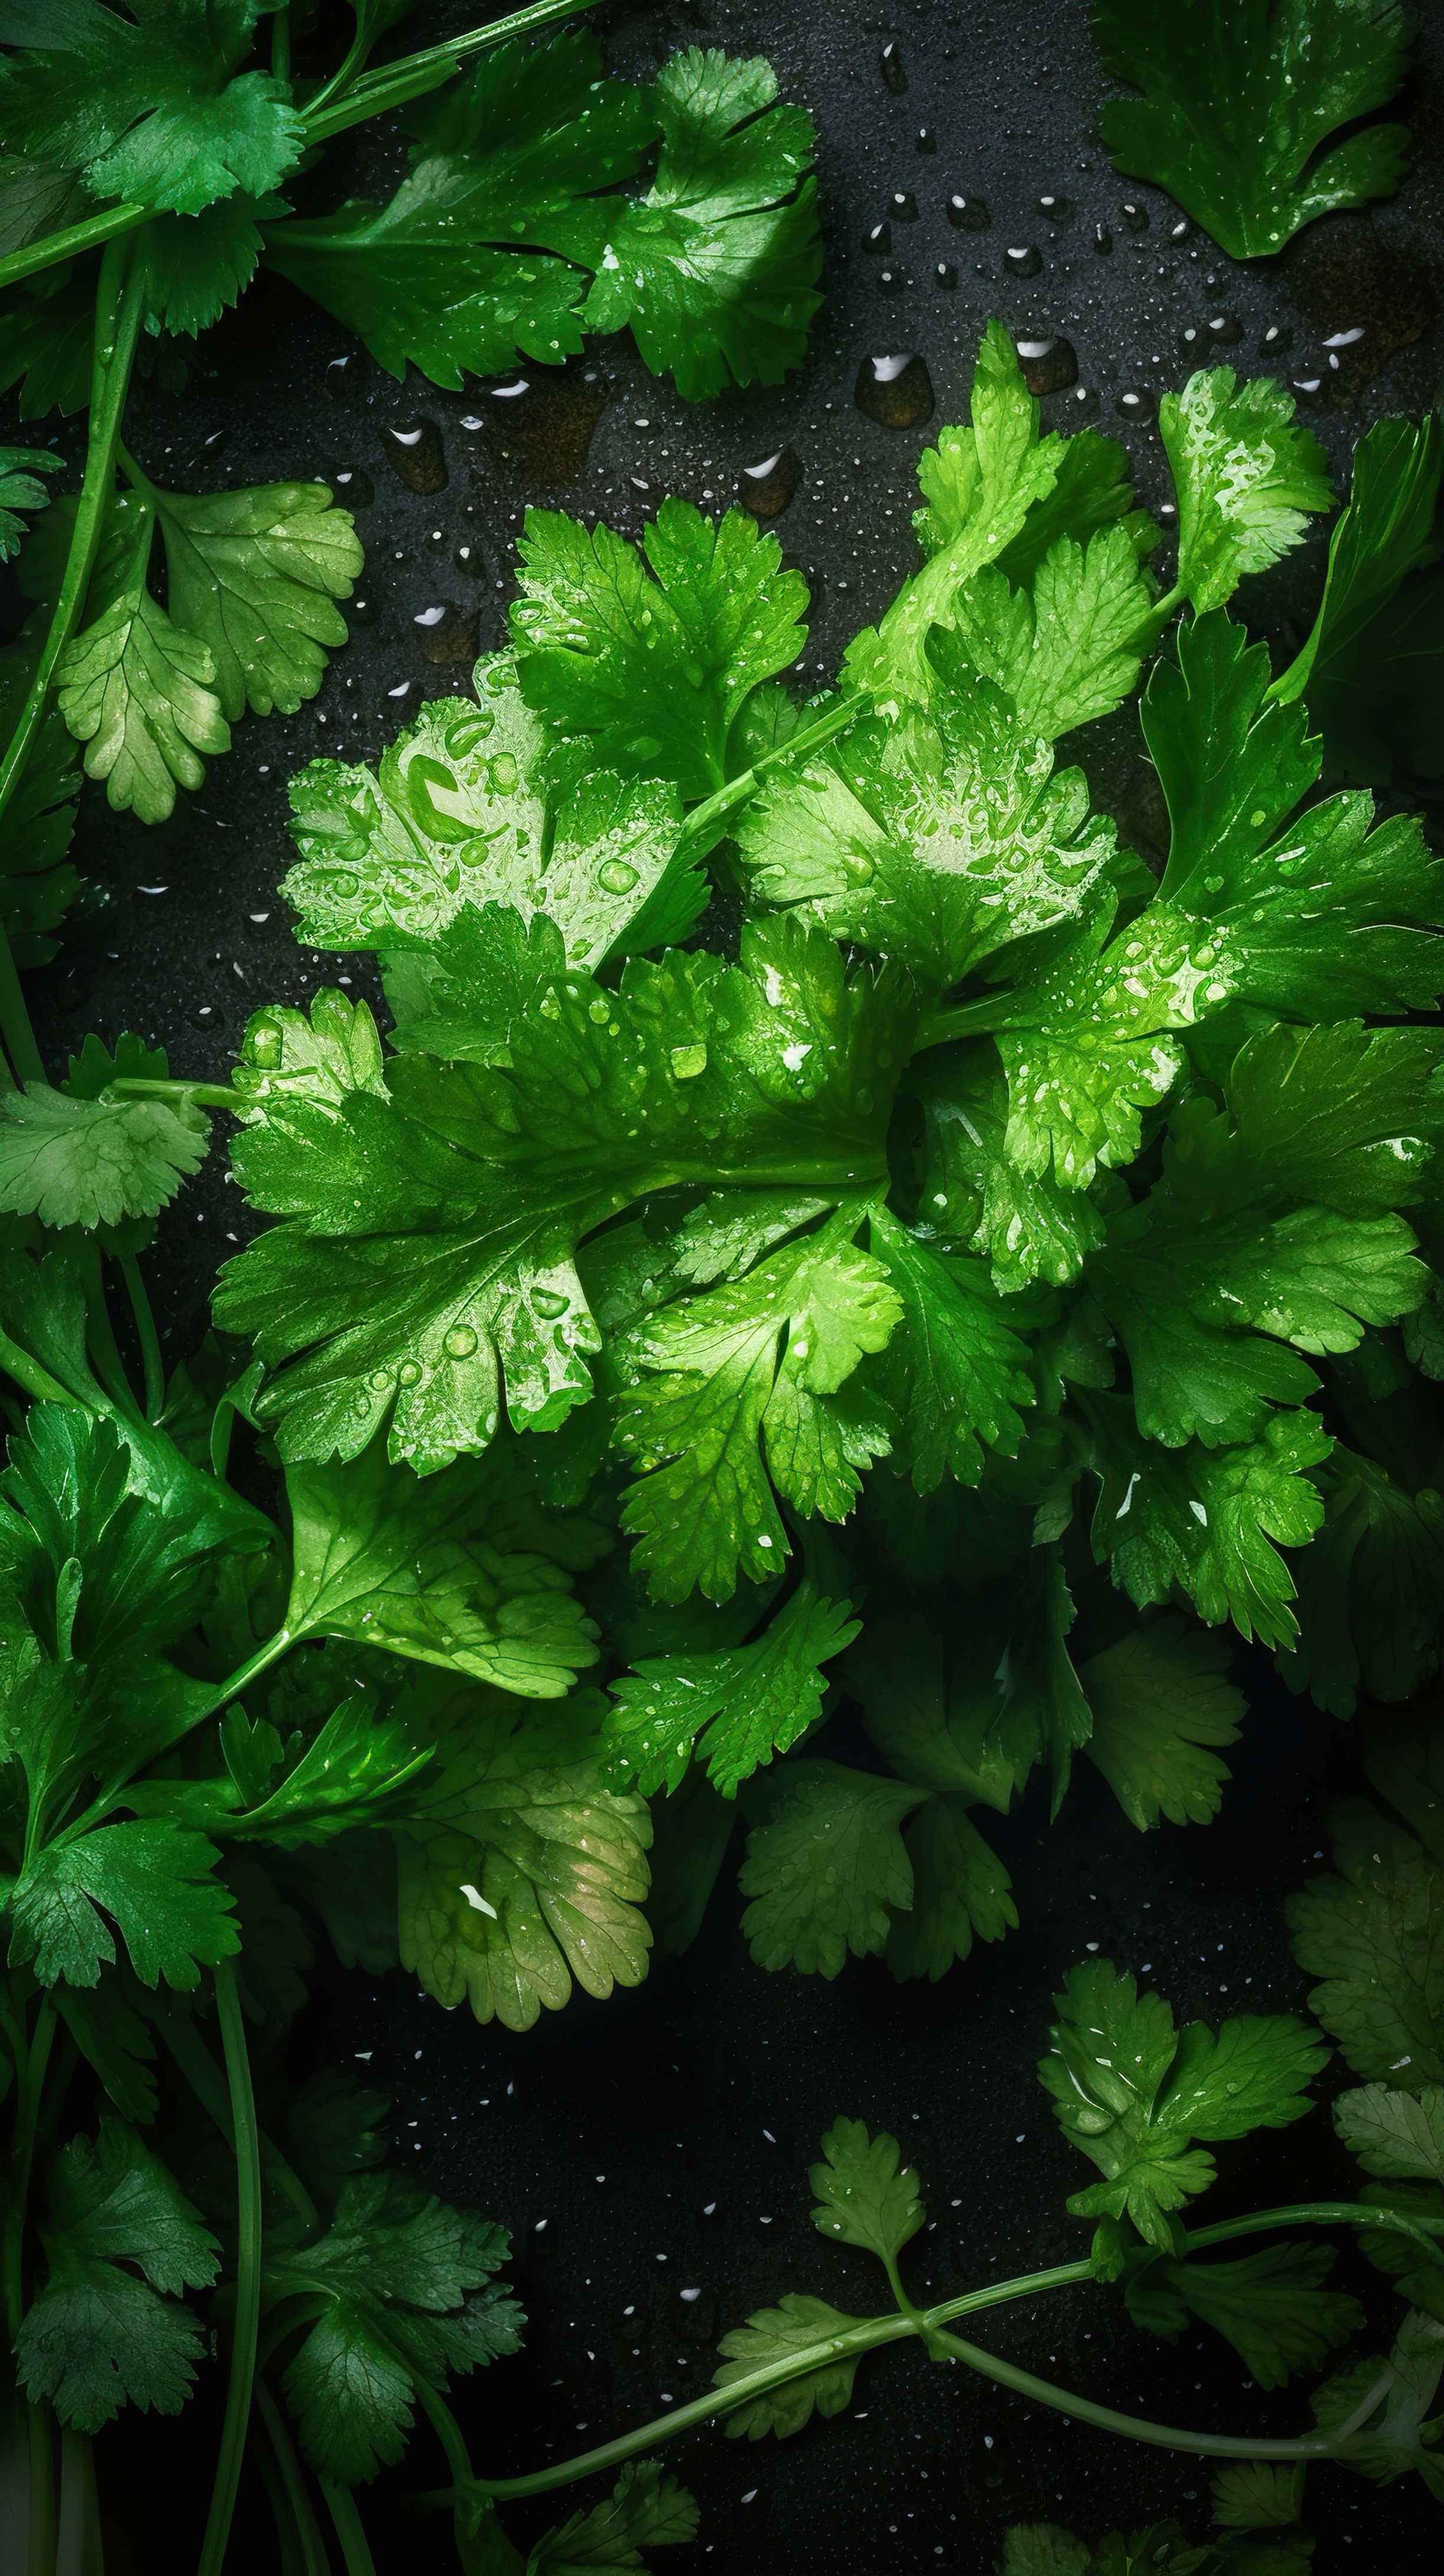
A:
[198,1960,262,2576]
[76,1242,141,1424]
[927,2324,1333,2459]
[319,2478,378,2576]
[253,2383,330,2576]
[5,1993,55,2345]
[271,3,292,91]
[303,1,603,144]
[120,1253,165,1421]
[0,1332,86,1412]
[107,1076,246,1111]
[0,935,45,1092]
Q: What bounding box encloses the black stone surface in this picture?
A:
[6,2,1443,2568]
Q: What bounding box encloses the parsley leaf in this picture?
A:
[0,1,306,216]
[809,2118,924,2262]
[4,1816,240,1989]
[262,31,658,389]
[601,1579,858,1797]
[511,500,808,800]
[1080,1615,1243,1830]
[1278,1448,1444,1718]
[1287,1799,1444,2087]
[712,2293,866,2439]
[1124,2239,1363,2388]
[737,1759,921,1976]
[884,1792,1018,1982]
[144,476,362,721]
[0,1075,208,1228]
[0,439,57,558]
[615,1216,901,1603]
[737,680,1121,998]
[1335,2082,1444,2182]
[1078,1391,1331,1649]
[550,48,823,403]
[0,617,81,966]
[396,1694,652,2030]
[137,189,290,337]
[55,485,229,823]
[1094,0,1414,259]
[530,2462,701,2571]
[1158,368,1333,614]
[844,1610,1019,1812]
[283,1436,602,1700]
[221,923,908,1477]
[1311,2308,1444,2493]
[909,1046,1110,1293]
[15,2115,219,2432]
[283,676,690,967]
[865,1207,1035,1490]
[262,2173,522,2485]
[1038,1958,1327,2248]
[937,520,1157,737]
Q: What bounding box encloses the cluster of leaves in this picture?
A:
[1092,0,1415,259]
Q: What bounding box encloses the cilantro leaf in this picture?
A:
[283,1437,602,1700]
[1287,1800,1444,2087]
[1094,0,1414,259]
[1038,1959,1327,2248]
[737,1759,921,1976]
[262,31,658,388]
[1078,1391,1331,1649]
[0,265,94,418]
[1146,613,1444,1018]
[396,1695,652,2030]
[602,1579,857,1798]
[999,2533,1091,2576]
[16,2115,219,2433]
[1335,2082,1444,2182]
[1158,368,1333,615]
[712,2293,866,2440]
[1125,2240,1363,2389]
[615,1217,901,1604]
[0,1,306,216]
[910,1046,1109,1293]
[0,439,58,560]
[737,679,1121,998]
[1278,1449,1444,1719]
[55,487,229,824]
[1081,1615,1242,1829]
[5,1816,239,1989]
[1311,2307,1444,2493]
[137,189,288,337]
[1272,413,1444,780]
[531,2462,700,2571]
[865,1207,1035,1490]
[146,477,362,721]
[1211,2464,1308,2531]
[844,1611,1018,1812]
[550,48,823,403]
[809,2117,924,2263]
[842,322,1065,708]
[263,2172,522,2485]
[221,923,908,1477]
[884,1792,1018,1982]
[511,498,808,800]
[283,678,690,970]
[936,521,1156,738]
[208,1691,434,1847]
[0,1077,208,1228]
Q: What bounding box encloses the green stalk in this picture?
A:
[26,2400,56,2576]
[270,3,292,92]
[320,2479,378,2576]
[926,2324,1340,2460]
[107,1078,245,1111]
[55,2427,103,2576]
[252,2387,330,2576]
[196,1963,262,2576]
[119,1253,165,1421]
[0,4,605,295]
[0,236,146,1095]
[0,1333,86,1412]
[74,1246,140,1425]
[5,1995,56,2344]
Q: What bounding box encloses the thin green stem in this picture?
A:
[320,2478,378,2576]
[674,692,870,865]
[304,0,602,142]
[52,1625,295,1852]
[5,1995,57,2345]
[56,2426,103,2576]
[107,1077,245,1111]
[196,1962,262,2576]
[271,3,292,91]
[927,2325,1335,2459]
[253,2385,330,2576]
[27,2398,56,2576]
[0,935,45,1090]
[0,202,149,297]
[0,1332,86,1412]
[76,1244,140,1424]
[119,1253,165,1421]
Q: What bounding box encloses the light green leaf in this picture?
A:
[865,1206,1033,1491]
[999,2530,1091,2576]
[0,439,59,560]
[737,1759,921,1976]
[148,477,362,721]
[137,190,289,337]
[0,1080,208,1229]
[1288,1803,1444,2088]
[1312,2307,1444,2492]
[712,2293,865,2440]
[1335,2084,1444,2184]
[808,2117,925,2263]
[1211,2463,1307,2531]
[910,1045,1108,1293]
[531,2462,699,2570]
[601,1580,858,1798]
[55,487,229,823]
[6,1818,239,1990]
[941,520,1154,736]
[1159,368,1333,615]
[1125,2239,1362,2388]
[884,1800,1018,1985]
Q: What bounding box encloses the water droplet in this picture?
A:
[476,359,612,482]
[455,540,485,579]
[347,594,376,626]
[415,603,478,665]
[326,869,359,899]
[248,1020,283,1070]
[397,1359,423,1385]
[1015,336,1077,396]
[946,192,990,231]
[1291,375,1325,408]
[1005,243,1042,278]
[598,857,640,893]
[443,1326,479,1358]
[489,753,520,795]
[381,418,447,494]
[670,1042,708,1081]
[1038,193,1072,225]
[533,1288,570,1319]
[863,221,892,254]
[739,447,800,519]
[879,39,907,93]
[326,351,366,403]
[1259,323,1292,356]
[1120,201,1149,233]
[1093,221,1113,254]
[329,465,374,507]
[877,265,904,293]
[915,126,937,153]
[1115,387,1159,425]
[1205,308,1243,346]
[854,351,934,428]
[890,190,919,223]
[447,707,494,753]
[934,261,957,291]
[1179,323,1205,359]
[1168,216,1192,243]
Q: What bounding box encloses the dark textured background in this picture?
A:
[7,1,1444,2567]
